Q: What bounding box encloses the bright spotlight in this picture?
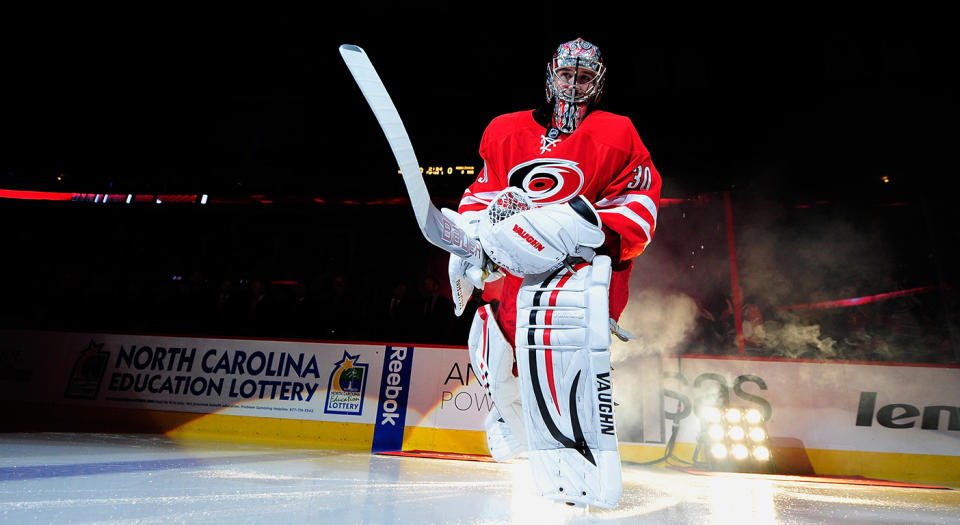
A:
[745,409,763,425]
[728,426,745,441]
[710,444,727,459]
[731,444,749,461]
[701,406,774,473]
[703,406,722,423]
[749,427,766,442]
[725,408,742,424]
[753,446,770,462]
[708,425,724,441]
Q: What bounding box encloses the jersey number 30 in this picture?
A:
[627,165,652,191]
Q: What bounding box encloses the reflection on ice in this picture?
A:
[0,434,955,524]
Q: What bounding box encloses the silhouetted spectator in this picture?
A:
[171,270,207,333]
[741,296,768,353]
[419,276,454,343]
[317,274,366,340]
[377,280,417,343]
[245,278,270,334]
[685,297,725,355]
[211,278,246,334]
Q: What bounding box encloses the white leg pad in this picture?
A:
[484,405,526,462]
[515,256,622,509]
[468,304,527,461]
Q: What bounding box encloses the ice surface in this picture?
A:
[0,433,957,524]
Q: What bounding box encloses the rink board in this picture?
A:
[1,330,957,483]
[616,353,960,483]
[0,330,489,455]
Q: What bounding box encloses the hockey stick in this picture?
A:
[339,44,485,268]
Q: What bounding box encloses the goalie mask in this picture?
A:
[545,38,606,134]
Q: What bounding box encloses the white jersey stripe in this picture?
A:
[595,194,658,228]
[460,195,492,207]
[464,190,500,200]
[598,208,652,243]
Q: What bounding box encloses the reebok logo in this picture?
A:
[512,224,544,252]
[380,347,408,426]
[372,345,414,453]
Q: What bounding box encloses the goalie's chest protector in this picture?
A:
[479,110,639,206]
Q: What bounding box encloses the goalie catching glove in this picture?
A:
[478,188,606,277]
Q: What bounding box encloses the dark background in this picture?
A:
[4,8,957,201]
[2,8,958,359]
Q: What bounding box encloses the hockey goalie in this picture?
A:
[445,38,662,509]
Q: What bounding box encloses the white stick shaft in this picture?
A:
[339,44,483,267]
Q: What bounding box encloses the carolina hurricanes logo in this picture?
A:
[507,158,584,205]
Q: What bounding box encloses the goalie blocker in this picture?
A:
[517,255,621,509]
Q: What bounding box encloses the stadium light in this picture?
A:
[731,444,749,461]
[728,426,745,441]
[753,446,771,462]
[725,408,742,424]
[710,443,727,459]
[697,404,774,474]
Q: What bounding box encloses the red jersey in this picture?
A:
[459,109,661,342]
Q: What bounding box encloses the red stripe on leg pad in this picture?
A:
[541,267,581,418]
[544,349,560,416]
[479,306,489,364]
